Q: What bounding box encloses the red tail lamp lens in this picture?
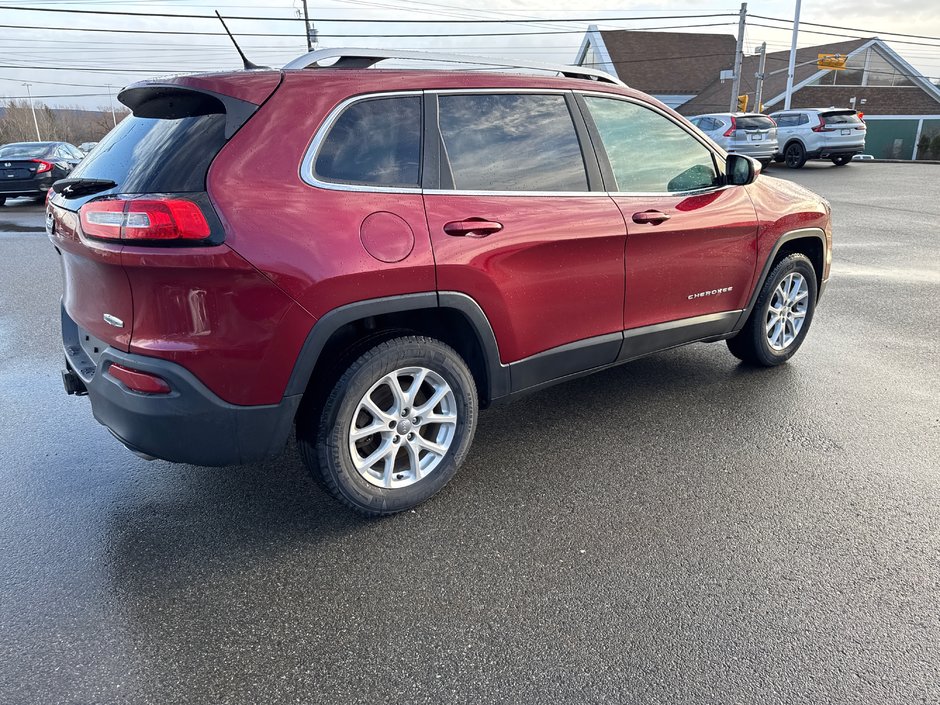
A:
[79,198,211,242]
[723,116,737,137]
[33,159,53,174]
[107,363,171,395]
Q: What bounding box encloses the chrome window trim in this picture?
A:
[299,89,425,194]
[300,87,735,198]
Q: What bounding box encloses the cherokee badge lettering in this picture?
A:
[688,286,734,300]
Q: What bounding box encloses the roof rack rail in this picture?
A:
[282,47,626,86]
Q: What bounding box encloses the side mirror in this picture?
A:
[726,154,761,186]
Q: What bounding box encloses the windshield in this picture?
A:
[0,142,55,159]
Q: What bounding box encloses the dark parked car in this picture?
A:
[50,49,832,516]
[0,141,83,205]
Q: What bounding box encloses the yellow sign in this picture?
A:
[817,53,847,70]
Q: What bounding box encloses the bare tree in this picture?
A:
[0,100,129,145]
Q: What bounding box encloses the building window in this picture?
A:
[808,47,915,88]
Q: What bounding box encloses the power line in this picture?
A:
[0,21,738,39]
[0,5,738,23]
[751,15,940,43]
[747,23,940,49]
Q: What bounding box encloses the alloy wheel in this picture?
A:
[766,272,809,351]
[348,366,458,488]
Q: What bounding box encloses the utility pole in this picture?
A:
[784,0,802,109]
[106,84,116,127]
[729,2,747,113]
[754,42,767,112]
[23,83,41,141]
[301,0,313,51]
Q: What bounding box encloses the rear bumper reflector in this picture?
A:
[107,363,172,395]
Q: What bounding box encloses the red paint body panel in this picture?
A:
[746,176,831,280]
[121,244,314,405]
[207,73,437,320]
[50,203,133,350]
[424,194,625,362]
[611,187,759,329]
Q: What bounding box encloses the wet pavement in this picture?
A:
[1,165,939,704]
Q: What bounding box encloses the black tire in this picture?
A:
[0,196,6,206]
[727,253,818,366]
[784,142,807,169]
[298,336,478,516]
[830,154,852,166]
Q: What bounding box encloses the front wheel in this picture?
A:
[0,196,6,207]
[831,154,852,166]
[299,336,478,516]
[784,142,807,169]
[727,253,818,366]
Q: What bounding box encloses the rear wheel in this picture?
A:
[831,154,852,166]
[0,196,6,206]
[727,253,817,366]
[784,142,807,169]
[299,336,478,516]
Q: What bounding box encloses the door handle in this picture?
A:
[443,218,503,238]
[632,210,671,225]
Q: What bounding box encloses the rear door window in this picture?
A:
[584,96,719,193]
[436,93,589,192]
[314,96,421,187]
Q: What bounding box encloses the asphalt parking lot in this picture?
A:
[1,162,938,704]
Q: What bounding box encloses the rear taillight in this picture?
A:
[107,363,171,395]
[767,117,777,127]
[812,116,833,133]
[723,116,737,137]
[79,197,211,243]
[33,159,53,174]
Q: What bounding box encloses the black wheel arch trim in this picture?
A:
[284,291,510,402]
[733,227,827,332]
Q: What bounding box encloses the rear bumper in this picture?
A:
[0,177,54,196]
[62,304,300,466]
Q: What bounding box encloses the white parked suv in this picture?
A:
[689,113,778,167]
[769,108,866,168]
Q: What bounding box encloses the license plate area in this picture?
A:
[750,133,763,141]
[841,129,851,135]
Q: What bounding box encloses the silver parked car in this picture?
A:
[690,113,778,167]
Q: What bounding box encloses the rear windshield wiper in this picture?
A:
[52,178,117,198]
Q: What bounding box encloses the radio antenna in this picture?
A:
[215,11,268,70]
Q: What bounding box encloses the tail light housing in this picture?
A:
[33,159,53,174]
[811,116,834,133]
[79,196,212,243]
[723,116,737,137]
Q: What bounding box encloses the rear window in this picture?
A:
[67,113,226,193]
[736,116,775,130]
[0,142,56,159]
[822,112,862,125]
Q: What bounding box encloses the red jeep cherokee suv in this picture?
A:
[50,50,832,515]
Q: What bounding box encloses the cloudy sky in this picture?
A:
[1,0,938,110]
